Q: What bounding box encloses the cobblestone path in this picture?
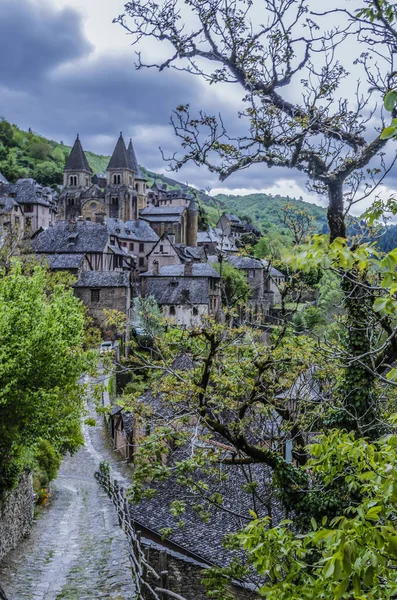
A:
[0,379,135,600]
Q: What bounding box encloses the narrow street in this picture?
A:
[0,384,135,600]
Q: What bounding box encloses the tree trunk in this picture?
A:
[327,180,346,242]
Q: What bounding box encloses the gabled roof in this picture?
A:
[107,218,159,242]
[140,206,186,216]
[65,135,92,173]
[261,260,285,278]
[107,133,131,170]
[74,270,130,288]
[127,139,145,180]
[225,213,242,224]
[0,197,19,214]
[227,255,263,270]
[40,253,85,270]
[32,220,110,253]
[141,263,220,278]
[146,278,209,305]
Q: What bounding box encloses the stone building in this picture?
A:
[0,178,57,233]
[227,255,275,322]
[73,271,132,329]
[0,198,24,238]
[147,232,206,271]
[197,226,238,255]
[106,217,158,273]
[140,199,198,246]
[58,133,147,223]
[141,262,221,327]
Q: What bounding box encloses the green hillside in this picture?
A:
[0,117,327,234]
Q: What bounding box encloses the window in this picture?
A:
[113,174,121,184]
[110,236,116,244]
[111,196,118,205]
[24,204,33,213]
[67,198,74,207]
[85,177,89,187]
[90,202,97,209]
[159,245,164,252]
[69,175,77,186]
[26,217,32,228]
[135,183,139,192]
[139,243,144,252]
[169,305,176,316]
[139,257,144,267]
[15,216,20,224]
[121,242,127,247]
[91,289,100,302]
[248,269,255,278]
[193,307,198,316]
[209,279,216,291]
[116,228,121,233]
[125,229,130,234]
[129,242,134,251]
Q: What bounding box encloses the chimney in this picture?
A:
[184,260,193,276]
[153,260,159,276]
[68,219,76,232]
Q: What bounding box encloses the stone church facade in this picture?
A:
[58,133,147,224]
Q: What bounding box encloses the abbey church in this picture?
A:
[58,133,198,246]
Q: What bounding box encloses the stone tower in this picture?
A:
[105,133,137,221]
[127,139,147,213]
[59,135,92,220]
[63,134,92,189]
[186,198,198,246]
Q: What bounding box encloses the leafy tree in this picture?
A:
[213,259,250,306]
[118,0,396,242]
[0,119,14,147]
[0,262,87,495]
[32,161,63,186]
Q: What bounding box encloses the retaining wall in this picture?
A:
[0,471,34,563]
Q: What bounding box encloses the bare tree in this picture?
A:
[116,0,397,240]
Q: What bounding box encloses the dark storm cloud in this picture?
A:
[1,0,396,201]
[0,0,92,87]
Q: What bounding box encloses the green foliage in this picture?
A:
[0,262,87,495]
[34,439,62,488]
[212,260,250,306]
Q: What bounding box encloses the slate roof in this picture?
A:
[32,220,110,253]
[74,270,130,288]
[40,253,85,269]
[261,259,285,278]
[141,215,182,224]
[140,206,186,216]
[227,255,263,270]
[0,171,8,184]
[141,263,220,278]
[3,179,54,207]
[107,134,130,170]
[127,139,145,180]
[146,278,209,305]
[0,197,19,214]
[107,218,159,242]
[65,135,92,173]
[225,213,242,224]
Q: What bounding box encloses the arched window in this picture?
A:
[70,175,77,186]
[135,183,139,192]
[111,196,118,206]
[113,174,121,185]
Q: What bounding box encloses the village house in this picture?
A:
[0,177,57,233]
[73,270,132,329]
[147,232,206,271]
[197,226,238,255]
[217,213,261,244]
[227,255,275,322]
[106,217,159,273]
[141,262,221,327]
[0,198,24,238]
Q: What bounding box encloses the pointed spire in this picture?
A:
[127,138,144,179]
[107,133,130,170]
[65,135,92,172]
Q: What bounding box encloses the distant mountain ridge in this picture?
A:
[0,118,327,233]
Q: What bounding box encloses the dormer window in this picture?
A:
[125,229,130,234]
[110,236,116,244]
[116,228,121,233]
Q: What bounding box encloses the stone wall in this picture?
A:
[74,285,130,329]
[144,545,252,600]
[0,471,34,563]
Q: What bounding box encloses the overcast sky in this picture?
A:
[0,0,396,210]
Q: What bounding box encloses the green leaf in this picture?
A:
[380,125,397,140]
[384,90,397,112]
